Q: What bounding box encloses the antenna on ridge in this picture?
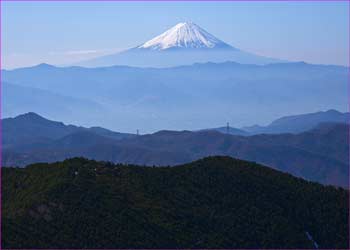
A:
[226,122,229,134]
[137,129,139,136]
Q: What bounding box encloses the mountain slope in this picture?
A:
[2,156,348,249]
[2,112,134,149]
[79,22,282,67]
[243,109,350,134]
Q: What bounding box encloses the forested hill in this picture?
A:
[2,156,349,249]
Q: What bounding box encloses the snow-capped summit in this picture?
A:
[78,22,284,67]
[138,22,234,50]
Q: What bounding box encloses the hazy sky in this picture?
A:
[2,1,349,69]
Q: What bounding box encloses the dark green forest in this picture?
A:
[2,156,349,249]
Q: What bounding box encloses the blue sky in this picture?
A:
[2,1,349,69]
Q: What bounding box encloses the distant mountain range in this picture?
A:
[2,61,348,132]
[3,156,348,248]
[3,112,348,187]
[79,22,282,68]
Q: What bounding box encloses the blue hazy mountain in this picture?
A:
[2,61,347,133]
[2,81,104,127]
[243,109,350,134]
[79,22,283,68]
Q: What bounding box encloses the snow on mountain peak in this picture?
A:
[138,22,233,50]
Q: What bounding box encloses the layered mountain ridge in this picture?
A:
[3,111,349,187]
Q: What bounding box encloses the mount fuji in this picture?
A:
[137,22,233,50]
[78,22,284,68]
